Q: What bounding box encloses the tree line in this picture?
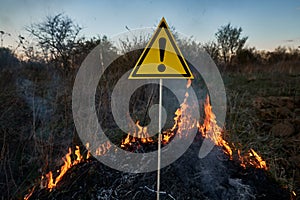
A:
[1,13,300,72]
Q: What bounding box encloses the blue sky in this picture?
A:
[0,0,299,50]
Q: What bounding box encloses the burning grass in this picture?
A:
[199,95,268,170]
[224,72,300,198]
[1,67,298,199]
[30,80,273,197]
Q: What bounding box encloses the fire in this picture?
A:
[95,141,112,156]
[74,146,83,165]
[120,88,269,171]
[238,149,246,168]
[41,142,112,192]
[121,79,195,148]
[39,79,267,195]
[136,121,154,143]
[46,148,72,190]
[162,107,181,144]
[162,79,196,144]
[44,144,92,191]
[237,149,268,170]
[186,79,192,88]
[23,186,35,200]
[199,95,268,170]
[247,149,268,170]
[121,134,131,148]
[199,95,233,158]
[24,79,273,199]
[86,142,91,159]
[121,121,154,148]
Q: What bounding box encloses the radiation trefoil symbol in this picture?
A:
[72,18,226,173]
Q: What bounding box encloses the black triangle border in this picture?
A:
[130,20,192,78]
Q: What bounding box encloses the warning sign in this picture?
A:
[129,17,194,79]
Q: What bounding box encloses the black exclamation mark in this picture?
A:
[158,37,166,72]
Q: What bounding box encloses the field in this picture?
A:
[224,71,300,196]
[0,48,299,199]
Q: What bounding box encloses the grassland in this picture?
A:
[0,50,299,199]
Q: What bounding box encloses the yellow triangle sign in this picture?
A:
[129,17,194,79]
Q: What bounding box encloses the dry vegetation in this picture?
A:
[224,71,300,196]
[0,15,299,199]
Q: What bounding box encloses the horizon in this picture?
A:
[0,0,300,51]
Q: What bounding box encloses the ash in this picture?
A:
[31,134,290,200]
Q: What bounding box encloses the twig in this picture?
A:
[167,194,176,200]
[132,191,141,199]
[144,185,165,194]
[142,186,176,200]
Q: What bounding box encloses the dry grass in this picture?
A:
[223,70,300,196]
[1,55,299,199]
[0,64,75,199]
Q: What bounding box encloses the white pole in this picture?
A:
[157,78,163,200]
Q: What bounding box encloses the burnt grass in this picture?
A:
[0,49,299,199]
[26,69,299,200]
[31,134,290,200]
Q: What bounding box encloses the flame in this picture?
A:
[238,149,268,170]
[86,142,91,159]
[46,148,72,190]
[23,186,35,200]
[73,146,83,165]
[199,95,233,158]
[121,121,155,147]
[38,79,268,197]
[162,79,196,144]
[186,79,192,88]
[42,141,113,192]
[161,108,180,144]
[238,149,246,168]
[199,95,268,170]
[95,141,112,156]
[136,121,153,143]
[248,149,268,170]
[121,134,131,148]
[121,79,195,148]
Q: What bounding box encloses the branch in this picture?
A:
[141,186,176,200]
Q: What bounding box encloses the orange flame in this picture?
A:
[46,148,72,191]
[23,186,35,200]
[73,146,83,165]
[121,79,194,147]
[86,142,91,159]
[238,149,268,170]
[248,149,268,170]
[199,95,268,170]
[121,121,154,147]
[43,141,113,192]
[41,79,268,196]
[162,79,196,144]
[199,95,232,158]
[162,107,180,144]
[121,134,131,148]
[45,144,95,191]
[186,79,192,88]
[95,141,112,156]
[238,149,246,168]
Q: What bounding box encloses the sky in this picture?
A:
[0,0,300,51]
